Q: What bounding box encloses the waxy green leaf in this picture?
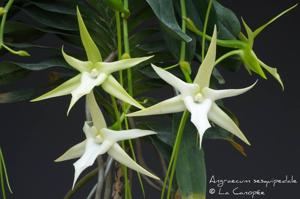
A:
[176,131,206,199]
[146,0,192,42]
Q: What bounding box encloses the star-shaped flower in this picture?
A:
[185,5,297,90]
[55,92,159,187]
[31,7,152,113]
[128,28,256,148]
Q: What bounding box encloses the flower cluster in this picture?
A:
[31,7,259,186]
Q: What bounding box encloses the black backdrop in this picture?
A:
[0,0,299,198]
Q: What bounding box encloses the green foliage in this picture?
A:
[0,148,12,199]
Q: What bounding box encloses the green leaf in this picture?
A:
[4,21,44,43]
[27,1,76,15]
[0,62,29,85]
[19,6,77,31]
[176,131,206,199]
[146,0,192,42]
[0,89,35,103]
[11,57,71,71]
[213,0,241,39]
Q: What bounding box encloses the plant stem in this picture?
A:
[161,1,192,199]
[0,0,14,46]
[122,0,133,97]
[64,168,99,199]
[166,111,189,199]
[179,0,187,61]
[115,11,123,84]
[201,0,213,60]
[215,50,241,65]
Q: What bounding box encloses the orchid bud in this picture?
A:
[179,61,191,75]
[15,50,30,57]
[104,0,130,18]
[184,17,201,35]
[121,53,131,60]
[0,7,6,16]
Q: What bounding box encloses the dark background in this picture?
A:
[0,0,299,198]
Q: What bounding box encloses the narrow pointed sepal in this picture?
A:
[108,143,160,180]
[127,96,185,117]
[208,103,250,145]
[86,92,107,129]
[253,4,298,38]
[55,141,86,162]
[202,81,257,101]
[31,75,81,102]
[101,75,144,109]
[102,128,156,142]
[76,7,102,62]
[62,47,92,72]
[98,56,154,74]
[258,59,284,90]
[193,26,217,89]
[151,64,198,95]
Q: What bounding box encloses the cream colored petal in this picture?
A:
[202,81,257,101]
[101,75,144,109]
[97,56,153,74]
[67,72,107,114]
[108,143,159,180]
[86,92,107,129]
[152,64,198,96]
[77,7,102,62]
[208,103,250,145]
[31,75,81,102]
[55,141,86,162]
[184,96,212,148]
[62,47,92,72]
[73,139,113,187]
[102,128,156,142]
[127,95,185,117]
[193,27,217,89]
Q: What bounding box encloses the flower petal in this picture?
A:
[241,18,254,46]
[73,139,113,187]
[31,74,81,102]
[152,64,198,96]
[62,47,92,72]
[86,92,107,129]
[202,81,257,101]
[253,4,297,38]
[184,96,212,148]
[101,75,144,109]
[258,59,284,90]
[208,103,250,145]
[97,56,154,74]
[67,72,107,114]
[77,7,102,62]
[102,128,156,142]
[55,141,86,162]
[108,143,159,180]
[127,96,185,117]
[193,27,217,89]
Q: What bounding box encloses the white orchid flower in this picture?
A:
[128,27,257,148]
[55,92,159,187]
[32,7,151,114]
